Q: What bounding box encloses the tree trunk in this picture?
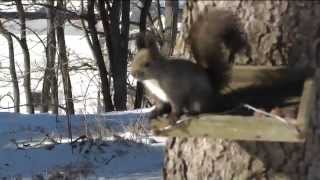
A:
[98,0,130,110]
[56,0,74,114]
[15,0,34,114]
[41,0,59,114]
[164,1,320,180]
[7,34,20,113]
[87,0,114,112]
[0,21,20,113]
[118,0,130,110]
[134,0,152,109]
[106,0,129,111]
[160,0,178,56]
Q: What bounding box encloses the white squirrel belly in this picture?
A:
[143,79,169,102]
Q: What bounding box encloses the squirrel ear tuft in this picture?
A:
[136,30,159,52]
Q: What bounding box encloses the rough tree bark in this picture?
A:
[164,1,320,180]
[41,0,59,114]
[15,0,34,114]
[0,21,20,113]
[56,0,74,114]
[160,0,178,56]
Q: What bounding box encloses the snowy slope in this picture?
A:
[0,108,166,179]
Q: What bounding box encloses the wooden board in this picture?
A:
[297,78,315,132]
[151,66,315,142]
[151,115,303,142]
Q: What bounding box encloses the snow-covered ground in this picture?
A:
[0,108,166,179]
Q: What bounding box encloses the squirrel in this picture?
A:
[131,9,247,124]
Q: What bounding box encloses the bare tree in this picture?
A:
[98,0,130,111]
[0,20,20,113]
[41,0,59,114]
[112,0,130,111]
[56,0,74,114]
[15,0,34,114]
[85,0,114,112]
[163,1,320,179]
[160,0,178,56]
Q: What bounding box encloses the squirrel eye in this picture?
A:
[145,62,150,67]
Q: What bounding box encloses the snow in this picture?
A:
[1,140,164,179]
[0,108,166,179]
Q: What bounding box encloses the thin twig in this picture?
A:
[243,104,289,125]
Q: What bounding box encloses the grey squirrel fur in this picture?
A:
[131,9,247,123]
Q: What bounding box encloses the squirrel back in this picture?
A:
[188,9,247,90]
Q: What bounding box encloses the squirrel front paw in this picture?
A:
[168,111,182,125]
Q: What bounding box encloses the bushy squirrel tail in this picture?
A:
[189,9,248,90]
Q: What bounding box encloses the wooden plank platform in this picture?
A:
[150,66,315,142]
[151,115,303,142]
